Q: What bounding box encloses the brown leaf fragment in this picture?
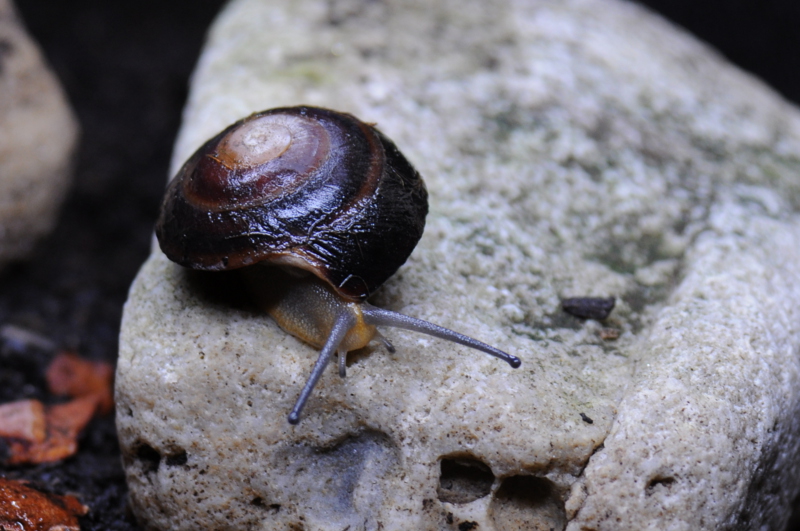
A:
[599,327,621,340]
[0,477,88,531]
[4,396,98,466]
[0,352,111,466]
[46,351,114,415]
[0,400,46,443]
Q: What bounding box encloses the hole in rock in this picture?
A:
[248,496,281,514]
[135,443,161,473]
[489,475,566,531]
[165,449,188,467]
[437,456,494,504]
[276,429,399,526]
[646,475,675,494]
[740,510,751,525]
[458,522,478,531]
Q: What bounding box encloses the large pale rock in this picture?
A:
[117,0,800,529]
[0,0,78,266]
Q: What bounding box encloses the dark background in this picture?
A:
[2,0,799,529]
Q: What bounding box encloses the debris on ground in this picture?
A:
[0,477,88,531]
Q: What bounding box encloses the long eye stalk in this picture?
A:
[362,304,521,368]
[287,303,520,424]
[288,311,356,424]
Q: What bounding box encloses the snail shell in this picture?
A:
[156,106,428,301]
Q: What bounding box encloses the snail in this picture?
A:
[156,106,521,424]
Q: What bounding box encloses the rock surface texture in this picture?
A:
[117,0,800,529]
[0,0,78,266]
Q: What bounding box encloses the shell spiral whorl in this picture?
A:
[156,106,429,300]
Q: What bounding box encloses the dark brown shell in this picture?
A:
[155,106,428,301]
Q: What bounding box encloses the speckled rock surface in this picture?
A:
[0,0,78,266]
[117,0,800,529]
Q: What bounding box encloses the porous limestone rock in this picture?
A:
[0,0,78,266]
[117,0,800,529]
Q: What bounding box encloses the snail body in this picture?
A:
[156,106,520,424]
[242,265,378,354]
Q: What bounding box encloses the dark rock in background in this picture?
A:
[0,1,224,529]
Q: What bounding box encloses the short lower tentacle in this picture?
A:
[338,350,347,378]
